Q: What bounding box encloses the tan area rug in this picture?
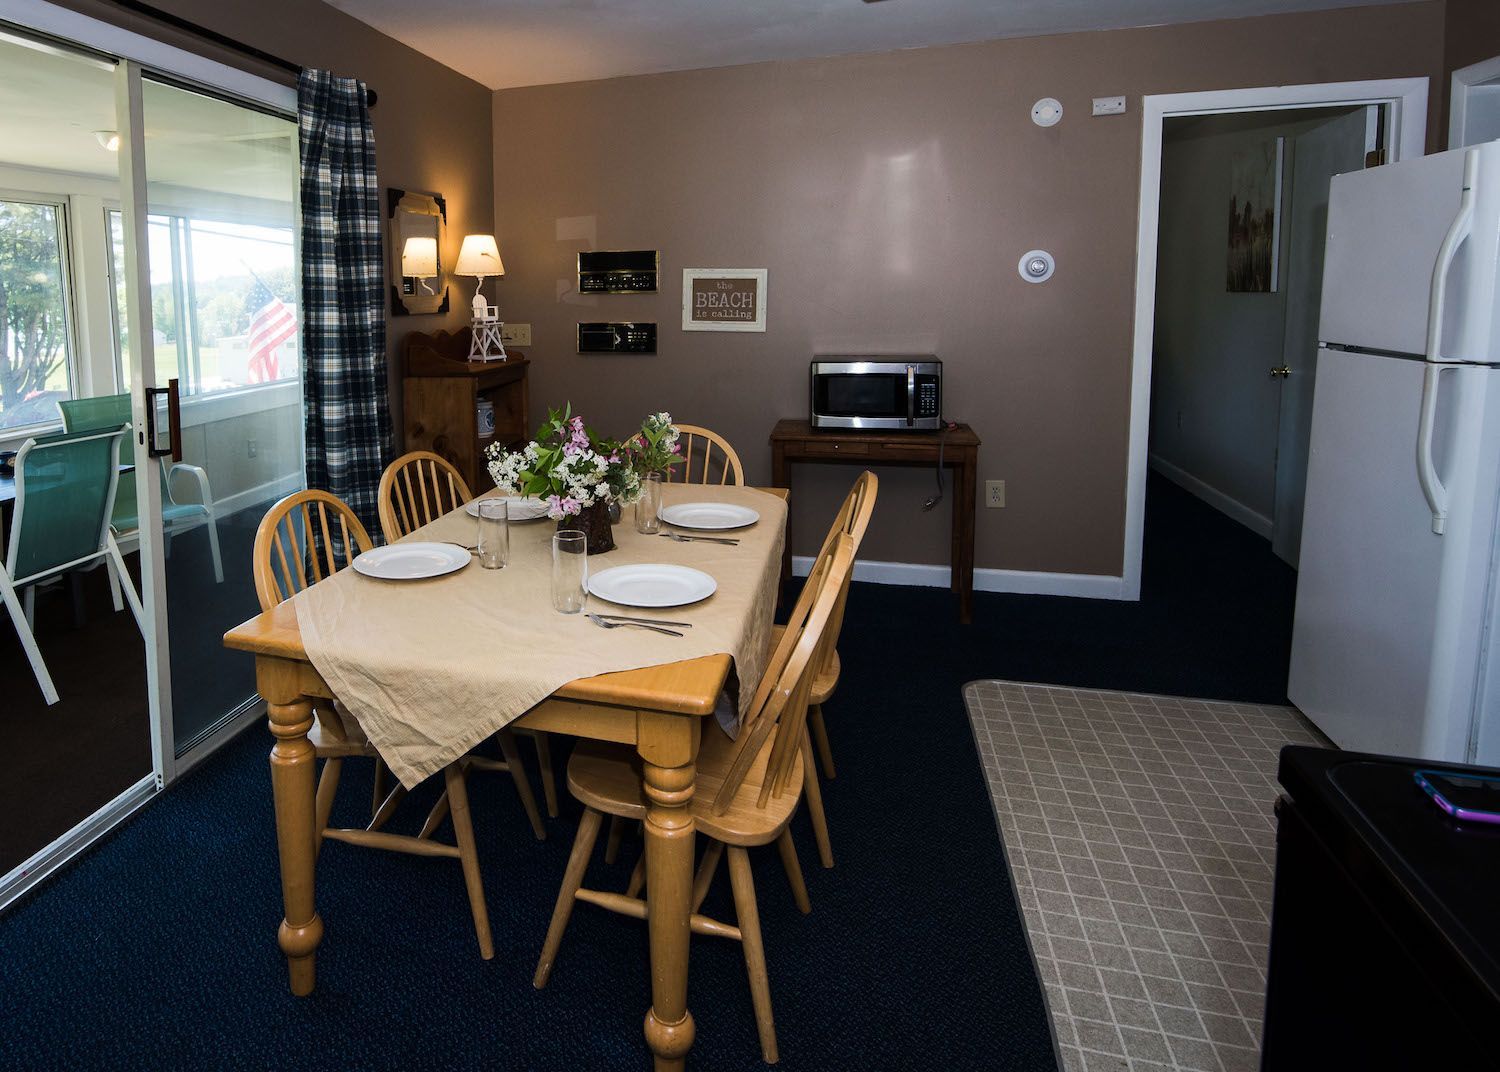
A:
[962,681,1326,1072]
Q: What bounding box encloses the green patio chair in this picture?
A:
[2,426,144,706]
[58,393,223,584]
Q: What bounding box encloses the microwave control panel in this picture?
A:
[578,322,657,354]
[916,376,940,417]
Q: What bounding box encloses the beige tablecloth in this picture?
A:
[293,484,787,787]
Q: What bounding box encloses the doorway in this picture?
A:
[1119,78,1429,602]
[1148,105,1372,570]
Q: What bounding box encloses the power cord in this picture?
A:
[921,419,959,511]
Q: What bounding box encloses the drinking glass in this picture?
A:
[477,498,509,569]
[636,472,664,535]
[552,530,588,613]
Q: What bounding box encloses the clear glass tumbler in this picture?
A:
[552,529,588,613]
[477,498,509,569]
[636,472,664,535]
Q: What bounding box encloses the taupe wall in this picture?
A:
[1444,0,1500,83]
[492,3,1445,576]
[49,0,495,440]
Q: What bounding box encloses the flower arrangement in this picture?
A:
[486,405,641,522]
[625,412,683,476]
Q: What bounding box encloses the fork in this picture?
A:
[587,613,684,637]
[659,532,740,546]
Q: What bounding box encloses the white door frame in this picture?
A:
[1120,78,1429,601]
[1449,55,1500,150]
[0,0,295,913]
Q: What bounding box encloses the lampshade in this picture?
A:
[401,236,438,278]
[455,234,504,277]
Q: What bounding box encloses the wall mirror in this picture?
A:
[388,188,448,315]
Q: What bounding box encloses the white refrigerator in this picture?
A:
[1290,141,1500,766]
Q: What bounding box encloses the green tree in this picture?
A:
[0,201,68,418]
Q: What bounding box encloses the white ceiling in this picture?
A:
[327,0,1403,91]
[0,36,296,204]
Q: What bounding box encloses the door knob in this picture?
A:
[1270,366,1291,379]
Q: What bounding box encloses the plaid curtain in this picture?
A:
[298,69,389,536]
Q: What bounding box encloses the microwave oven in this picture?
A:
[810,358,941,430]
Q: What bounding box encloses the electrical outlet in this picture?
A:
[501,322,532,347]
[247,438,259,459]
[1092,96,1127,116]
[986,480,1006,508]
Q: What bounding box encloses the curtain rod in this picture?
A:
[107,0,378,107]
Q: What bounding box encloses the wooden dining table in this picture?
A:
[222,486,788,1071]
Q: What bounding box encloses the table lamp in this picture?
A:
[456,233,507,361]
[400,236,438,295]
[456,234,504,318]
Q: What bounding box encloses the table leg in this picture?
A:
[950,462,961,594]
[956,454,977,624]
[267,691,322,995]
[637,711,701,1071]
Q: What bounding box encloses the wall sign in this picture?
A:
[682,268,768,332]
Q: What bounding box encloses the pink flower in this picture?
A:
[544,494,564,520]
[608,453,620,464]
[670,442,682,454]
[560,496,581,516]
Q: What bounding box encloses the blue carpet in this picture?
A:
[0,583,1056,1070]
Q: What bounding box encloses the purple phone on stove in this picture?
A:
[1413,769,1500,825]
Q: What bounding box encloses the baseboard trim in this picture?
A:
[1148,454,1273,540]
[790,555,1131,600]
[213,473,303,517]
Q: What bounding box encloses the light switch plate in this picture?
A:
[1092,96,1126,116]
[501,322,532,346]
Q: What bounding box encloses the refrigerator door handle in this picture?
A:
[1425,149,1478,363]
[1416,149,1478,536]
[1417,364,1449,534]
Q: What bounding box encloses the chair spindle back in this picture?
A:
[254,489,373,611]
[667,424,745,487]
[378,450,473,544]
[711,534,855,815]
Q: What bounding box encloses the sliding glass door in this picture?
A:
[0,29,154,890]
[121,74,302,761]
[0,3,302,907]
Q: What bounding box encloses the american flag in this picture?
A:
[245,278,296,384]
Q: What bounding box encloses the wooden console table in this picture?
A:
[770,419,981,623]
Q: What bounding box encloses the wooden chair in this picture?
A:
[769,471,877,869]
[377,449,471,543]
[254,489,540,960]
[667,424,744,486]
[533,534,856,1064]
[375,451,561,818]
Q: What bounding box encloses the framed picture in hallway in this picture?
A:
[1226,137,1283,292]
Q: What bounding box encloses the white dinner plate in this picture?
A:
[657,502,760,531]
[587,563,717,608]
[353,542,471,581]
[465,494,550,521]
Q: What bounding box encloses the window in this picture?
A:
[109,210,297,396]
[0,197,75,433]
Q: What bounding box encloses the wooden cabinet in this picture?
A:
[402,329,530,493]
